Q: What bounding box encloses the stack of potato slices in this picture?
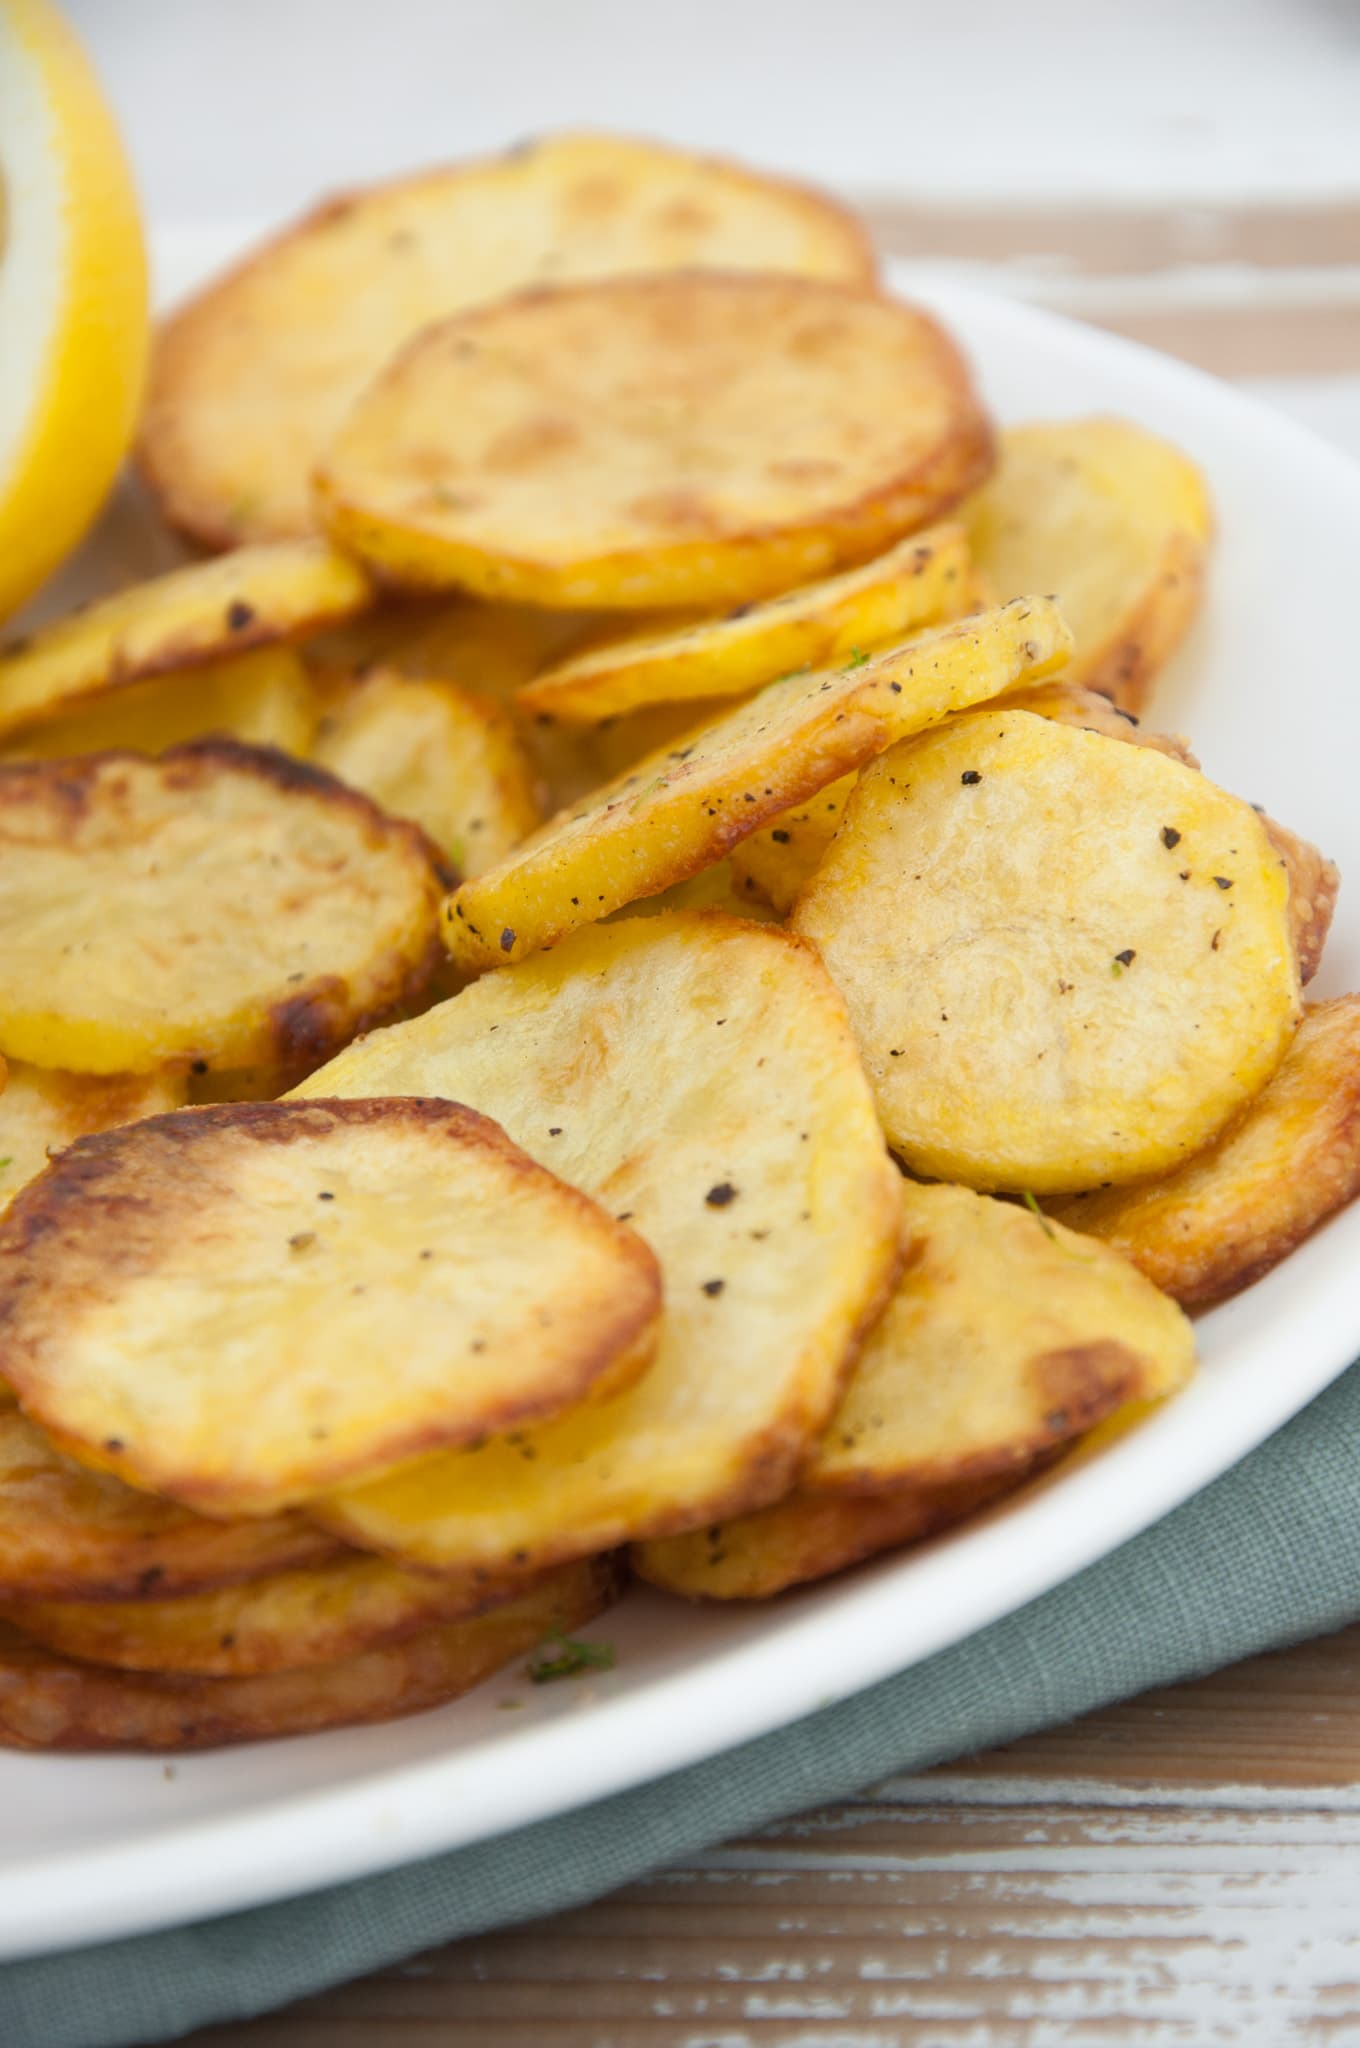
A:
[0,131,1352,1751]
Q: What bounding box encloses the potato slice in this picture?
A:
[0,647,319,763]
[0,1098,663,1515]
[793,710,1300,1193]
[0,1409,340,1601]
[1051,997,1360,1306]
[516,526,973,721]
[5,1550,537,1677]
[733,681,1199,916]
[0,1063,185,1216]
[0,542,369,742]
[140,131,876,549]
[443,600,1071,972]
[634,1474,1026,1602]
[312,667,541,875]
[1260,813,1339,986]
[315,274,993,609]
[0,1555,617,1751]
[962,417,1211,712]
[637,1181,1194,1598]
[293,914,902,1574]
[0,742,445,1076]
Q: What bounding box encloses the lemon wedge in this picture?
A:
[0,0,148,625]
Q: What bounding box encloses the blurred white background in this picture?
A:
[67,0,1360,220]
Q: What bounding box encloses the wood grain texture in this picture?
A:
[167,201,1360,2048]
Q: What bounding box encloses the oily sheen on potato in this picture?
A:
[0,1099,662,1515]
[636,1182,1194,1599]
[1052,997,1360,1306]
[444,600,1072,972]
[294,913,903,1574]
[0,742,446,1077]
[315,274,993,609]
[139,131,877,548]
[793,710,1300,1193]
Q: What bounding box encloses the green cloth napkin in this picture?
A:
[5,1359,1358,2048]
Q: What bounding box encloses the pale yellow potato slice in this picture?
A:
[293,913,902,1574]
[793,710,1300,1193]
[962,416,1211,712]
[637,1181,1194,1598]
[517,526,972,721]
[0,742,445,1077]
[1052,997,1360,1306]
[0,1409,341,1602]
[0,1555,617,1751]
[315,274,993,609]
[5,1549,538,1678]
[0,1098,662,1515]
[312,667,542,875]
[0,541,369,742]
[1,647,319,763]
[140,131,877,548]
[730,774,859,916]
[443,600,1071,972]
[0,1062,185,1216]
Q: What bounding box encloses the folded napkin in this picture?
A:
[5,1358,1357,2048]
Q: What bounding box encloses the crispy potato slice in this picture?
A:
[140,131,876,549]
[0,1555,617,1751]
[0,542,369,742]
[0,1409,340,1602]
[312,667,541,875]
[443,601,1071,972]
[634,1473,1025,1601]
[733,681,1199,915]
[962,417,1211,713]
[516,527,973,721]
[637,1182,1193,1597]
[793,710,1300,1193]
[609,860,779,923]
[0,647,319,764]
[293,914,902,1574]
[1260,813,1339,986]
[0,741,445,1077]
[316,274,993,609]
[5,1549,538,1677]
[0,1063,185,1216]
[1051,997,1360,1306]
[0,1098,662,1516]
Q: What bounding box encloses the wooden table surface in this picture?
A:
[179,199,1360,2048]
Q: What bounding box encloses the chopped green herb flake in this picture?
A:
[526,1628,616,1684]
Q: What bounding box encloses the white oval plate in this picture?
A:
[2,257,1358,1964]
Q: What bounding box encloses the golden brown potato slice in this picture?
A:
[0,1555,617,1751]
[140,131,876,549]
[0,1097,663,1516]
[0,647,320,764]
[637,1182,1193,1598]
[316,274,993,609]
[793,710,1300,1193]
[1051,997,1360,1306]
[516,526,973,721]
[0,542,369,742]
[733,682,1199,915]
[311,668,542,876]
[634,1474,1025,1601]
[961,417,1211,712]
[0,1063,185,1216]
[443,600,1071,972]
[1260,813,1339,986]
[0,742,446,1077]
[293,913,902,1575]
[0,1409,340,1602]
[5,1549,538,1677]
